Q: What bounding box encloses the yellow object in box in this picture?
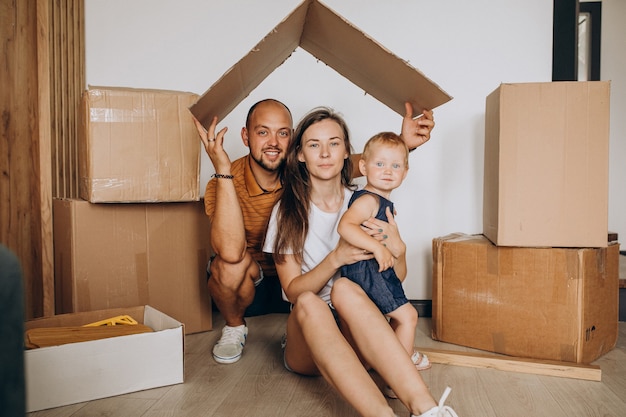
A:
[84,315,139,327]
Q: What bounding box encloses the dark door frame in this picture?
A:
[553,0,602,81]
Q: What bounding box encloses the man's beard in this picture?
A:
[251,151,285,172]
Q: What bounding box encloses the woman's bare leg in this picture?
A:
[331,278,437,415]
[285,291,396,417]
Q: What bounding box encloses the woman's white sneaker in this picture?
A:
[414,387,459,417]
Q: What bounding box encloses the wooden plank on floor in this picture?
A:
[418,347,601,381]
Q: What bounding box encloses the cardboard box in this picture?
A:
[190,0,452,127]
[25,305,183,412]
[483,81,610,248]
[432,233,619,363]
[79,86,200,203]
[53,198,212,334]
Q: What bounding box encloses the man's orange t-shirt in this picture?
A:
[204,155,282,276]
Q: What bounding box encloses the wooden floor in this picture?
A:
[27,312,626,417]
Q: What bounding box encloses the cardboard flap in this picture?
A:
[301,1,451,118]
[190,0,452,128]
[144,305,184,332]
[190,1,310,126]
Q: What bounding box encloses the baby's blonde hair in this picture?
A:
[361,132,409,167]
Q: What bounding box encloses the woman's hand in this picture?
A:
[279,239,374,303]
[332,238,375,268]
[361,207,406,259]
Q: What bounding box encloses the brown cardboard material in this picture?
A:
[79,86,200,203]
[53,198,212,334]
[190,0,452,127]
[483,81,610,248]
[25,306,183,412]
[432,234,619,364]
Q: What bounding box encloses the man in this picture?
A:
[193,99,434,364]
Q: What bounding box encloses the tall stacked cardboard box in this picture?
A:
[53,86,212,335]
[432,81,618,363]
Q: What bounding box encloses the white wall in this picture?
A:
[85,0,623,300]
[601,0,626,248]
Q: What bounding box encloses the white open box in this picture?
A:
[190,0,452,126]
[24,305,184,412]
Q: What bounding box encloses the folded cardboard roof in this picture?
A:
[190,0,452,127]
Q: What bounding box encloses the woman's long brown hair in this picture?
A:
[272,107,354,265]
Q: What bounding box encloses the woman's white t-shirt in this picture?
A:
[263,187,352,305]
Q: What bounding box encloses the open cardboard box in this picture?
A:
[190,0,452,126]
[24,306,184,412]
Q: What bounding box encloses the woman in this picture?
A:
[263,107,458,417]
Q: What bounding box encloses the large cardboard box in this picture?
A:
[190,0,452,127]
[483,81,610,248]
[25,305,183,412]
[79,86,200,203]
[53,198,212,334]
[432,233,619,364]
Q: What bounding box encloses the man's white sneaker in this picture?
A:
[212,324,248,364]
[414,387,458,417]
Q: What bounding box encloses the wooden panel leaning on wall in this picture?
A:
[0,0,85,319]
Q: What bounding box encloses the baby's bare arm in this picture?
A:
[338,195,394,271]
